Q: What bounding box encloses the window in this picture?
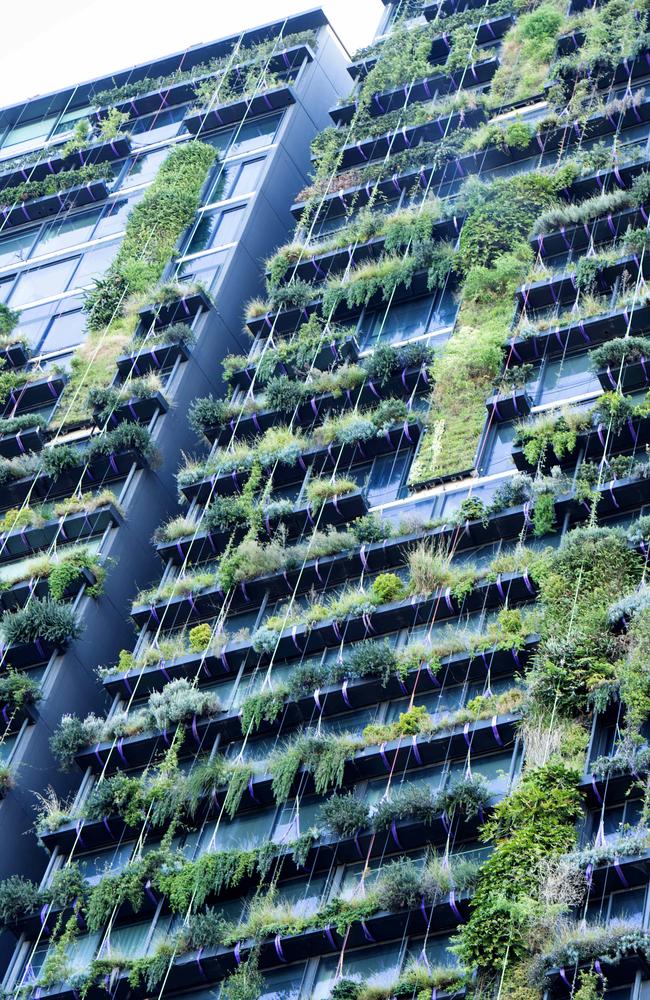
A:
[71,241,120,287]
[255,966,305,1000]
[93,191,144,239]
[119,148,168,189]
[75,843,133,884]
[178,248,228,292]
[273,795,322,844]
[184,205,245,254]
[360,290,457,350]
[590,799,644,844]
[50,105,92,137]
[224,157,265,199]
[346,450,412,508]
[130,106,186,145]
[228,113,282,156]
[37,301,86,355]
[586,886,647,926]
[0,227,39,269]
[9,257,79,306]
[35,208,104,258]
[479,423,517,478]
[534,351,601,406]
[313,942,402,1000]
[1,115,57,156]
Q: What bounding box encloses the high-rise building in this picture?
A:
[0,6,352,984]
[2,1,650,999]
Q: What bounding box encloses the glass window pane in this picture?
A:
[10,258,79,306]
[0,227,39,269]
[225,157,265,199]
[538,352,601,406]
[104,920,151,960]
[71,241,120,288]
[2,116,56,151]
[313,943,402,1000]
[39,303,86,355]
[51,106,92,137]
[130,107,185,146]
[119,148,168,189]
[36,209,104,257]
[258,966,305,1000]
[178,249,227,293]
[366,451,410,507]
[228,113,282,156]
[93,192,143,239]
[186,206,245,254]
[362,296,433,349]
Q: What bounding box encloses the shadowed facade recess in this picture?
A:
[2,1,650,999]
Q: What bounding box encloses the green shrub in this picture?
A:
[189,623,212,652]
[370,572,406,604]
[3,598,82,648]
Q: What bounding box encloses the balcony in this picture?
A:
[185,84,296,132]
[0,502,123,564]
[531,203,650,259]
[0,135,131,193]
[116,338,191,379]
[247,267,448,337]
[137,287,211,329]
[348,14,513,80]
[179,419,422,502]
[329,56,499,125]
[509,302,650,365]
[268,217,462,288]
[0,179,109,231]
[208,363,430,447]
[155,489,369,566]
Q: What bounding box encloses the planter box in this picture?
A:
[517,252,650,312]
[184,84,296,132]
[269,218,462,287]
[0,341,29,369]
[137,288,211,329]
[5,373,66,414]
[512,412,650,474]
[545,953,649,996]
[155,489,369,566]
[532,203,649,259]
[210,364,430,446]
[0,179,109,231]
[0,567,96,613]
[94,391,168,428]
[229,338,360,391]
[0,425,45,459]
[116,339,190,379]
[485,389,532,422]
[0,136,131,193]
[595,357,650,393]
[329,58,499,125]
[0,503,122,565]
[335,110,484,171]
[2,636,61,671]
[0,447,146,507]
[509,303,650,365]
[180,419,422,502]
[247,267,453,337]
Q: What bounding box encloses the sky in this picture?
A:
[0,0,384,109]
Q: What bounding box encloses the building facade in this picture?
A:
[0,5,351,983]
[2,0,650,999]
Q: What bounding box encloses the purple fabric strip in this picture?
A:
[274,934,287,963]
[361,919,376,943]
[390,819,403,849]
[449,890,465,923]
[491,716,504,746]
[379,742,391,771]
[325,924,337,949]
[341,680,352,709]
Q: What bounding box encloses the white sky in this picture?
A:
[0,0,384,109]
